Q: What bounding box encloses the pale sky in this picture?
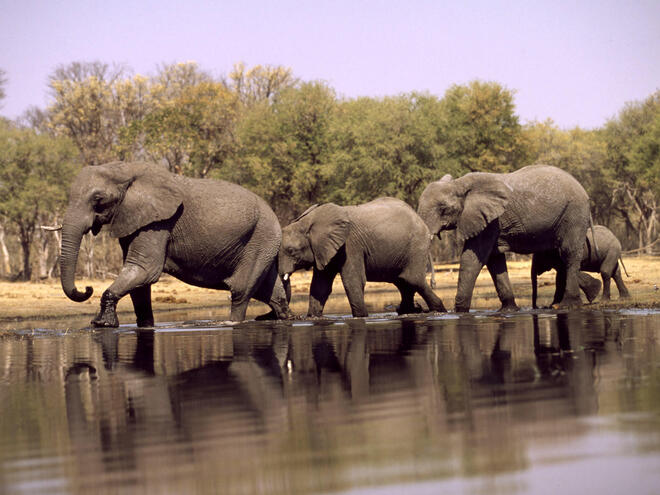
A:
[1,0,658,128]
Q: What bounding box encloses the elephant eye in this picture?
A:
[92,193,109,212]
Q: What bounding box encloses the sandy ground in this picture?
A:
[0,256,658,329]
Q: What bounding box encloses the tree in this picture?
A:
[117,62,240,177]
[47,61,133,165]
[0,121,79,280]
[231,82,336,222]
[437,80,530,175]
[327,93,446,205]
[228,62,298,107]
[0,68,7,106]
[604,91,660,252]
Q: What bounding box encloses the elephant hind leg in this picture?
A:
[612,265,631,298]
[416,283,446,313]
[252,263,291,320]
[600,273,612,300]
[394,281,418,315]
[399,272,446,313]
[226,256,273,321]
[555,233,585,309]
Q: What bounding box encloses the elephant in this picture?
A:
[60,161,290,327]
[417,164,592,312]
[531,225,630,308]
[278,197,446,317]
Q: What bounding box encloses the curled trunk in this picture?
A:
[60,217,93,302]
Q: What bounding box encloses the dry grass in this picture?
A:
[0,256,658,326]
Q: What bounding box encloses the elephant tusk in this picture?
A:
[283,273,290,281]
[41,224,63,231]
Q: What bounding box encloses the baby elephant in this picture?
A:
[532,225,630,308]
[279,197,446,317]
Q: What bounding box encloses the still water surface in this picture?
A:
[1,310,660,494]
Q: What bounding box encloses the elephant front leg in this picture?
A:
[552,267,567,307]
[308,268,337,317]
[455,250,483,312]
[130,285,155,327]
[93,285,154,328]
[486,251,519,312]
[91,290,120,328]
[340,257,368,317]
[91,228,168,328]
[455,233,497,312]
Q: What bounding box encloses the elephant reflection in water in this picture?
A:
[59,314,611,490]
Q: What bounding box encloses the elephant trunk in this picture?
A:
[60,214,94,302]
[417,203,442,238]
[278,255,295,303]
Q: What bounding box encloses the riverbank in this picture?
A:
[0,256,658,328]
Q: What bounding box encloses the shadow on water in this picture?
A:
[1,310,660,494]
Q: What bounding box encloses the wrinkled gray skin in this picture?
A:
[60,161,290,327]
[417,164,591,312]
[531,225,631,308]
[278,198,446,317]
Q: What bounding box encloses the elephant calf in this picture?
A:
[60,161,290,327]
[278,198,446,317]
[532,225,630,308]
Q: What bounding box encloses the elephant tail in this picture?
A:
[619,256,630,277]
[588,214,599,260]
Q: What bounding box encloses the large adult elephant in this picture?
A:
[60,161,290,327]
[417,164,592,312]
[531,224,630,308]
[278,198,446,317]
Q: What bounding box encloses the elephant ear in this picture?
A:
[457,175,511,241]
[308,203,350,270]
[110,165,184,238]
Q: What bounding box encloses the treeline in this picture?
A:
[0,62,658,281]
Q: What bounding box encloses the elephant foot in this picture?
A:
[92,290,120,328]
[498,302,520,313]
[427,299,447,313]
[396,302,424,315]
[553,295,582,310]
[136,317,155,328]
[256,310,281,320]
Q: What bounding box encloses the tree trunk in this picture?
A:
[36,226,50,280]
[0,224,11,277]
[19,229,32,281]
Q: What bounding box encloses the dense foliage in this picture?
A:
[0,61,658,279]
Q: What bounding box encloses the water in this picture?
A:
[1,310,660,494]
